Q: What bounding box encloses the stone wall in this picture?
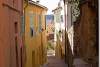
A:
[74,0,98,66]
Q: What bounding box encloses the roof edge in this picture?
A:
[28,1,48,10]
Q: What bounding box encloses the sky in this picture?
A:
[46,15,54,24]
[32,0,60,14]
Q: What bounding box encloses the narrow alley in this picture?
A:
[0,0,99,67]
[43,56,67,67]
[42,49,93,67]
[43,49,67,67]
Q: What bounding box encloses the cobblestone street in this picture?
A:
[42,49,67,67]
[73,58,92,67]
[43,56,93,67]
[43,56,67,67]
[42,49,92,67]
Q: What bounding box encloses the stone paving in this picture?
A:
[43,56,67,67]
[42,49,92,67]
[73,58,92,67]
[42,56,93,67]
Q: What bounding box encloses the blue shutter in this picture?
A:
[29,14,34,27]
[38,15,42,32]
[29,13,36,37]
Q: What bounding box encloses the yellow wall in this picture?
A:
[55,35,63,59]
[24,3,47,67]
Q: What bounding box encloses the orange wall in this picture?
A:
[0,0,23,67]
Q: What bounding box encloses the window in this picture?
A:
[30,27,33,37]
[29,14,34,28]
[14,22,18,33]
[38,15,42,32]
[29,13,35,37]
[61,15,63,22]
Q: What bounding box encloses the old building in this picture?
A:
[63,0,80,66]
[24,1,47,67]
[73,0,98,66]
[46,15,54,41]
[52,0,65,59]
[0,0,23,67]
[46,15,55,51]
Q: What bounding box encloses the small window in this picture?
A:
[38,15,42,32]
[14,22,18,33]
[30,27,33,37]
[61,15,63,22]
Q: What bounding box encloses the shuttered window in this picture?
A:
[29,14,35,37]
[38,15,42,32]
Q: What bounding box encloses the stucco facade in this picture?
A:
[52,0,65,59]
[0,0,23,67]
[24,1,47,67]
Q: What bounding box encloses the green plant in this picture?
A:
[47,42,54,50]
